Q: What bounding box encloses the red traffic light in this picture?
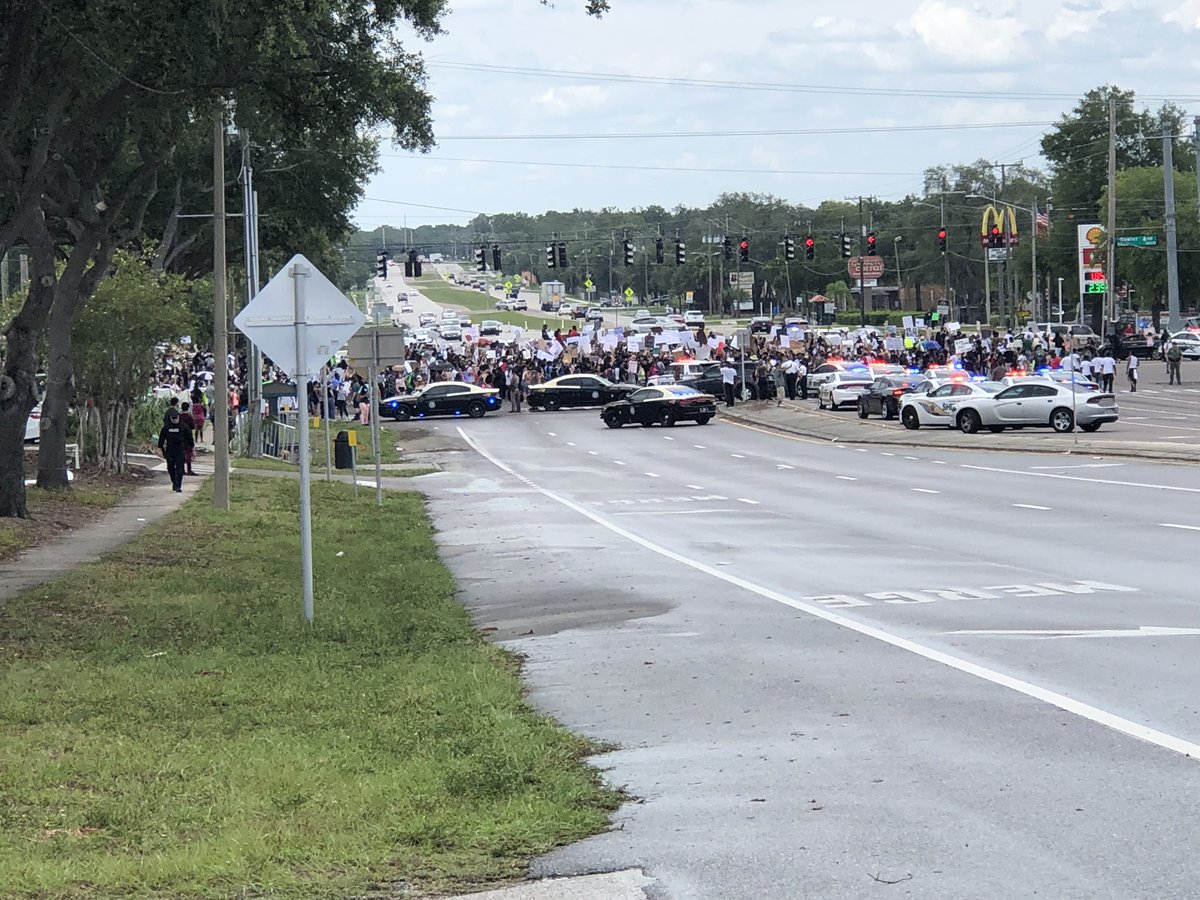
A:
[804,237,815,248]
[937,229,947,240]
[991,226,1000,235]
[739,240,748,250]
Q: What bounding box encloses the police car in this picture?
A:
[899,380,1005,429]
[817,370,874,410]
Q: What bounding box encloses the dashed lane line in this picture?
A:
[836,475,858,481]
[912,488,940,494]
[644,472,660,478]
[961,463,1200,494]
[737,498,760,505]
[1161,523,1200,532]
[1014,504,1052,511]
[731,453,746,459]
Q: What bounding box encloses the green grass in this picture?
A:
[0,476,621,899]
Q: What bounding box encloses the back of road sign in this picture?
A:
[234,254,367,378]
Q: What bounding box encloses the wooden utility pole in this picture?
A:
[212,104,230,510]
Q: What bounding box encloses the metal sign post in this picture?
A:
[371,304,386,506]
[322,368,332,481]
[290,263,315,624]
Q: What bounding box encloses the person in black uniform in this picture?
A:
[158,409,194,493]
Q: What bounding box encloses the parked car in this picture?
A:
[379,383,501,420]
[857,376,930,420]
[749,316,775,334]
[953,382,1119,434]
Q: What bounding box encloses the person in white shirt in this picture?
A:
[781,357,800,400]
[719,360,738,407]
[1100,353,1116,392]
[1126,352,1139,392]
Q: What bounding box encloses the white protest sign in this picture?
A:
[954,338,972,354]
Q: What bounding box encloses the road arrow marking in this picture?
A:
[946,626,1200,639]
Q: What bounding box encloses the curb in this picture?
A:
[717,405,1200,465]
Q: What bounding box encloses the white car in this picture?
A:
[805,361,865,393]
[418,312,437,327]
[899,381,1004,429]
[585,307,605,322]
[558,303,576,318]
[952,382,1119,434]
[818,371,874,410]
[411,329,432,344]
[440,309,458,322]
[399,303,413,313]
[440,324,463,341]
[684,310,706,327]
[1169,331,1200,360]
[25,404,41,442]
[495,299,512,310]
[480,320,502,336]
[511,296,528,311]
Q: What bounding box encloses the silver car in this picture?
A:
[953,382,1118,434]
[818,370,874,410]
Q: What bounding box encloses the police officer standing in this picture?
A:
[157,408,194,493]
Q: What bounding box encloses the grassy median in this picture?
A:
[0,476,620,898]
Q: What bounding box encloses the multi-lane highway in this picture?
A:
[408,406,1200,898]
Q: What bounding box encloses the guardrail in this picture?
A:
[232,413,300,462]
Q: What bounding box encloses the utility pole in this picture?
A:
[857,196,866,326]
[1164,121,1182,333]
[941,197,952,319]
[239,130,263,458]
[1105,95,1118,329]
[212,103,230,511]
[1193,116,1200,225]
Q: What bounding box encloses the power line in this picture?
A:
[436,121,1051,142]
[427,61,1200,105]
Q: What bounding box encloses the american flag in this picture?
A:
[1035,205,1051,234]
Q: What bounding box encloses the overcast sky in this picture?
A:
[353,0,1200,230]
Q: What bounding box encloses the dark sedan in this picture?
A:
[527,374,636,410]
[379,383,501,420]
[601,385,717,428]
[857,376,929,420]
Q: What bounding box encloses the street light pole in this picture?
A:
[893,236,904,309]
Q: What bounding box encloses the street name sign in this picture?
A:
[1116,234,1159,248]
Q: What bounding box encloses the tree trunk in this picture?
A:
[97,399,130,474]
[36,297,75,489]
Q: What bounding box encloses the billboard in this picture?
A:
[1076,224,1107,298]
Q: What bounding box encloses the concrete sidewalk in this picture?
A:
[718,398,1200,463]
[0,467,204,605]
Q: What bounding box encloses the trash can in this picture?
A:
[334,430,354,469]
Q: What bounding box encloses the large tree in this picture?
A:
[0,0,443,517]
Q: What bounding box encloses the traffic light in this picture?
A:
[675,239,686,266]
[623,239,634,267]
[738,237,749,263]
[840,233,852,258]
[804,235,815,261]
[654,236,665,264]
[492,244,502,272]
[866,231,877,256]
[546,244,556,268]
[784,237,796,261]
[375,250,388,279]
[557,241,568,269]
[937,228,947,255]
[988,225,1001,248]
[723,236,733,261]
[475,246,486,272]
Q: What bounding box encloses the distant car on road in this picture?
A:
[439,324,463,341]
[399,302,413,313]
[857,376,930,420]
[511,295,528,310]
[527,374,636,410]
[953,382,1118,434]
[418,312,436,327]
[749,316,775,334]
[818,370,874,410]
[495,299,512,311]
[479,320,502,336]
[899,381,1004,430]
[684,310,706,327]
[601,384,717,428]
[585,307,605,323]
[379,383,500,420]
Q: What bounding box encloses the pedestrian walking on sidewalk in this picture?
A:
[157,409,194,493]
[1126,353,1139,392]
[178,403,197,476]
[720,360,737,407]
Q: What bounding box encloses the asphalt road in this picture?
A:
[405,406,1200,899]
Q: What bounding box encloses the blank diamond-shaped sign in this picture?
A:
[234,254,367,378]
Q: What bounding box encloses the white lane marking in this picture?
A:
[904,456,920,460]
[457,426,1200,763]
[613,509,737,516]
[737,498,760,505]
[566,442,576,447]
[694,445,707,449]
[644,472,660,478]
[588,451,599,456]
[1162,435,1193,440]
[547,432,556,437]
[1161,523,1200,532]
[1014,504,1052,511]
[663,436,675,441]
[836,475,857,481]
[931,460,947,465]
[686,484,705,490]
[881,452,895,457]
[731,453,746,459]
[855,448,869,453]
[948,626,1200,639]
[912,488,940,494]
[961,464,1200,494]
[777,464,795,470]
[614,460,626,466]
[1029,463,1124,470]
